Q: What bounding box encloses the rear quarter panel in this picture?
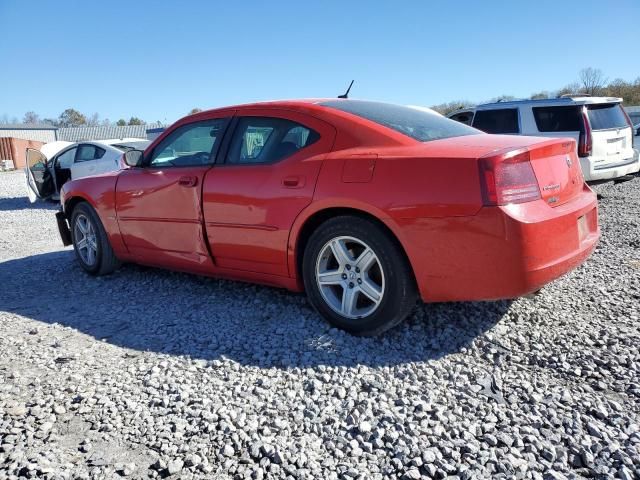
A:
[289,148,485,294]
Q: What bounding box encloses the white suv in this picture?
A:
[448,97,639,182]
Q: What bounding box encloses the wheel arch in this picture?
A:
[63,194,96,220]
[288,201,417,291]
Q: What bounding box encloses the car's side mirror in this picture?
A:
[123,149,144,167]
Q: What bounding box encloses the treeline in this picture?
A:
[0,109,151,127]
[432,68,640,115]
[1,107,206,128]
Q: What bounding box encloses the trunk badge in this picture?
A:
[565,155,572,167]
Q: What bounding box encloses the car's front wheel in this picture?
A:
[70,202,120,275]
[302,216,417,336]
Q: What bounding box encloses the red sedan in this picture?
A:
[37,100,599,335]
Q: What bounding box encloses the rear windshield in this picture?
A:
[472,108,519,134]
[586,103,628,131]
[320,100,480,142]
[533,106,583,132]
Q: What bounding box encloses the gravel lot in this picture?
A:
[1,169,639,480]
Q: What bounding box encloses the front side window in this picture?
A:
[226,117,319,165]
[586,103,628,131]
[472,108,520,134]
[56,148,77,169]
[533,106,582,132]
[149,118,228,167]
[76,145,106,162]
[321,100,479,142]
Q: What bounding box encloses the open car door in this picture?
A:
[25,148,55,202]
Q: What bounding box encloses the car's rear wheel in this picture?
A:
[302,216,417,336]
[70,202,120,276]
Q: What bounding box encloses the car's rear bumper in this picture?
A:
[581,153,640,182]
[401,186,599,302]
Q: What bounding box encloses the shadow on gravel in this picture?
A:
[0,196,58,211]
[0,251,511,368]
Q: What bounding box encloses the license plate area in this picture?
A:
[606,137,624,155]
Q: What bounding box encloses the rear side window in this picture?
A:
[586,103,628,131]
[226,117,319,165]
[76,145,106,162]
[320,100,479,142]
[532,106,582,132]
[472,109,519,134]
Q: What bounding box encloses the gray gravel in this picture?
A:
[1,169,639,479]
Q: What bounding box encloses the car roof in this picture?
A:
[196,98,330,113]
[476,96,622,110]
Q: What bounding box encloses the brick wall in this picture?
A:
[0,138,45,169]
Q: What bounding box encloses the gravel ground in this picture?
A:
[1,169,639,480]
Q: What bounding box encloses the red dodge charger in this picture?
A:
[39,100,599,335]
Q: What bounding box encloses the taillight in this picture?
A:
[578,107,592,158]
[479,150,541,206]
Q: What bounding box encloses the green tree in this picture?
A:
[188,108,203,115]
[58,108,87,127]
[116,119,127,126]
[128,117,144,125]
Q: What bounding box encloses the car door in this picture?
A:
[202,109,336,276]
[25,148,55,202]
[115,117,231,272]
[71,143,108,179]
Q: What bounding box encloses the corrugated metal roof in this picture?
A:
[0,124,57,130]
[0,129,58,143]
[58,125,148,142]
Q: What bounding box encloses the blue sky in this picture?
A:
[0,0,637,124]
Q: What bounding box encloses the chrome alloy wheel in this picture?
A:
[74,214,98,266]
[315,236,385,319]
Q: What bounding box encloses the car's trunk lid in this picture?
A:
[396,134,585,207]
[526,138,584,207]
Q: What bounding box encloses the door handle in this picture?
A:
[179,176,198,187]
[282,176,305,188]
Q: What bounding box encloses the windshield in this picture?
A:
[587,103,628,131]
[320,100,481,142]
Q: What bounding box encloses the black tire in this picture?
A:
[70,202,120,276]
[302,215,417,336]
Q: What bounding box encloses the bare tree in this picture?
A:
[87,113,100,127]
[530,91,551,100]
[488,95,517,103]
[23,111,41,124]
[579,68,607,95]
[430,100,475,116]
[556,81,582,97]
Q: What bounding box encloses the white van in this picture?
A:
[449,97,639,182]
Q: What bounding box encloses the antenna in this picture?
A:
[338,80,354,99]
